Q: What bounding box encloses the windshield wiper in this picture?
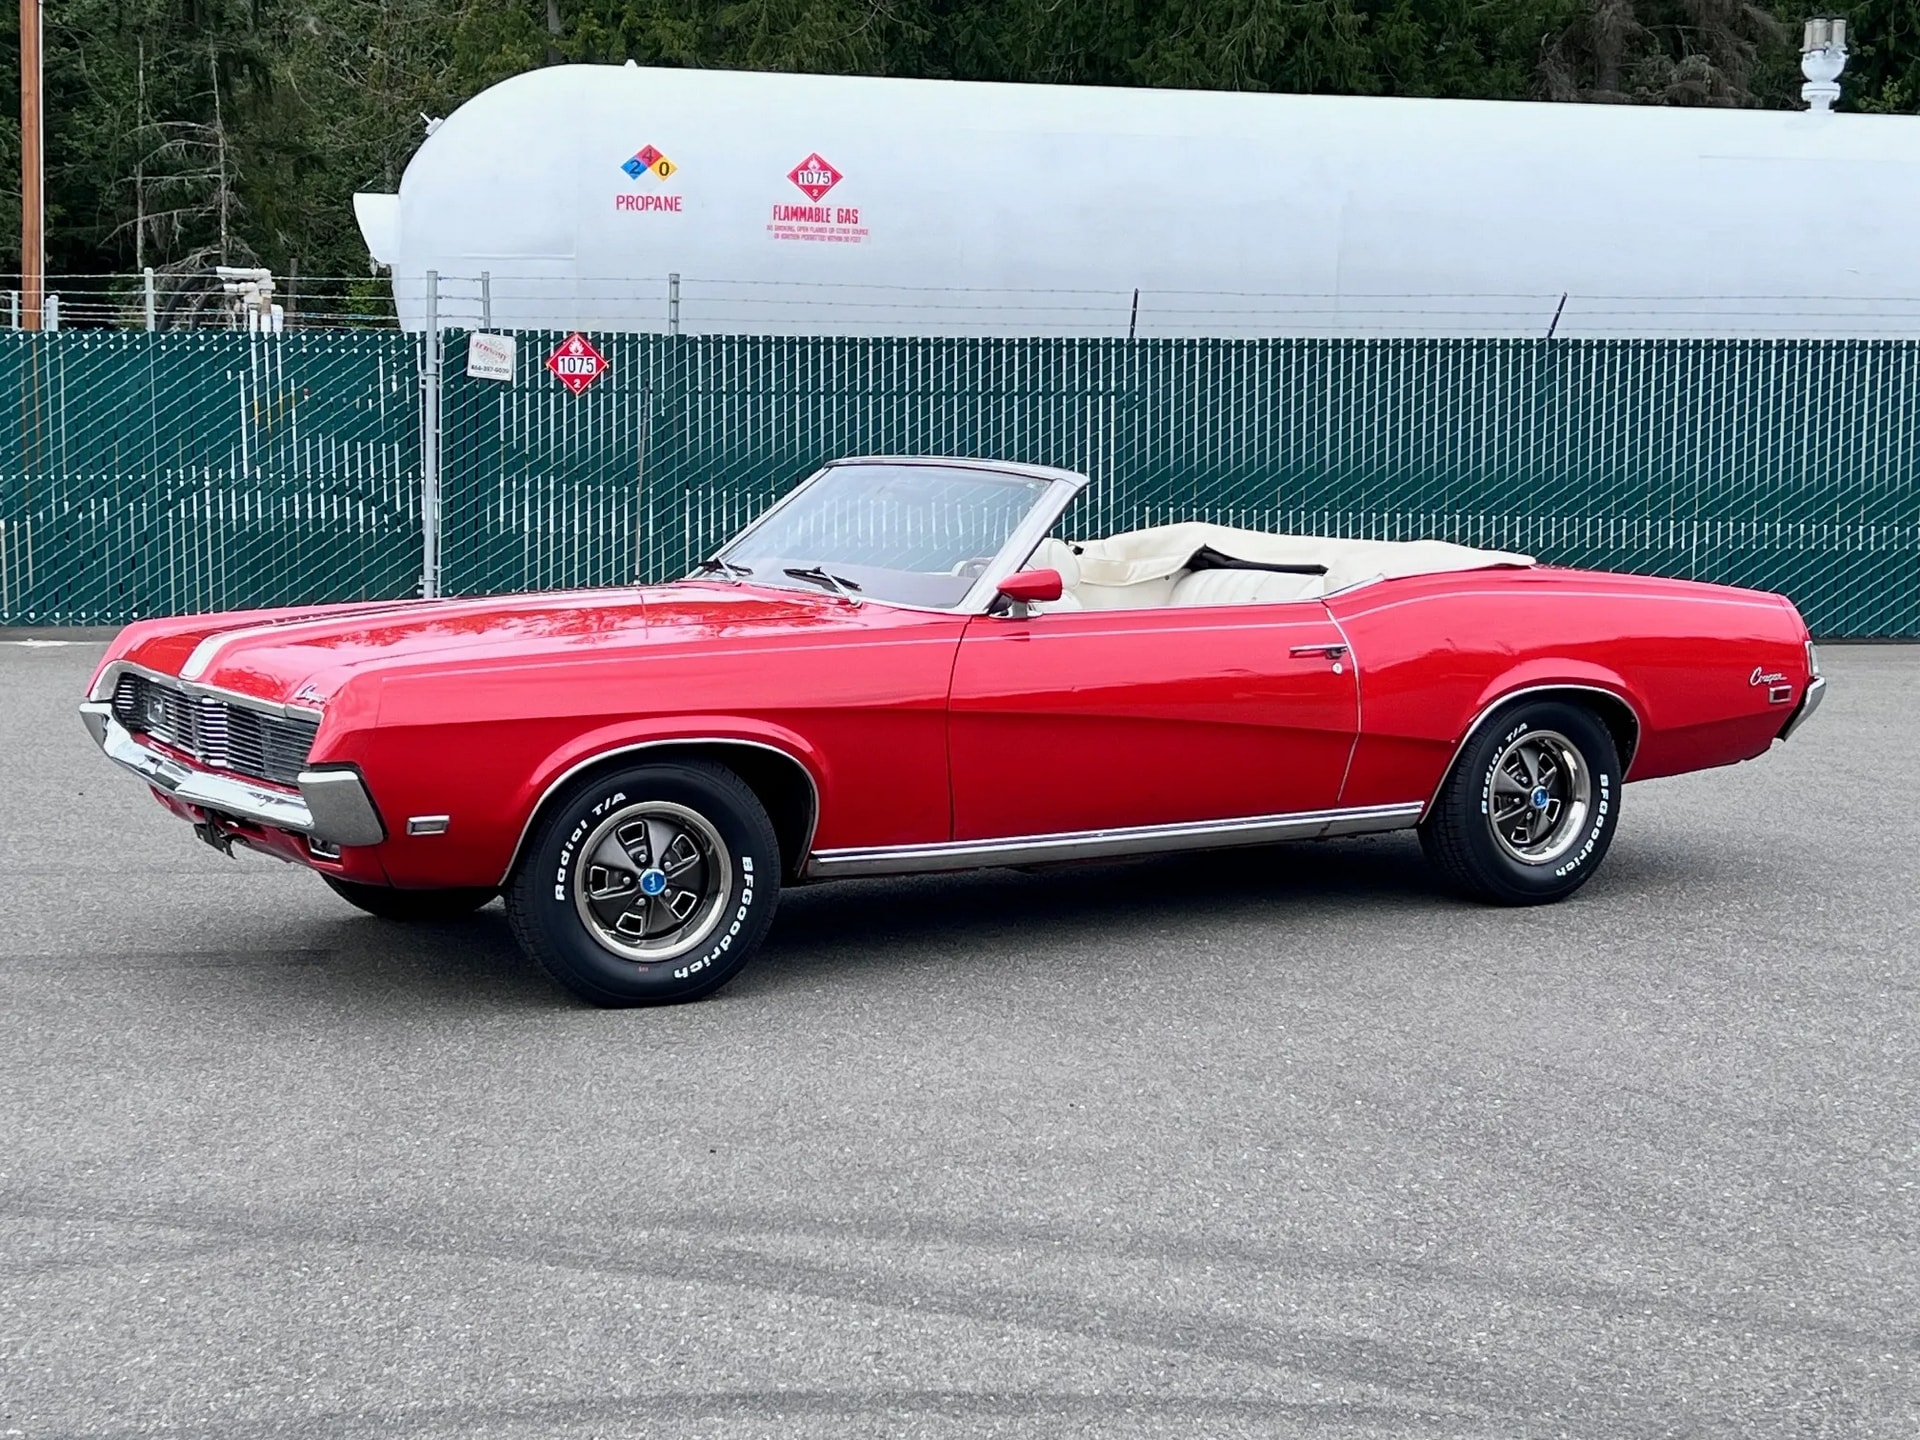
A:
[781,565,863,598]
[697,557,753,580]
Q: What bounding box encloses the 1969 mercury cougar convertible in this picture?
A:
[83,456,1825,1006]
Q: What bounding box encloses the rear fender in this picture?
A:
[1434,672,1647,815]
[1462,662,1649,775]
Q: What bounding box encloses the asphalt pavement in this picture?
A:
[1,639,1914,1439]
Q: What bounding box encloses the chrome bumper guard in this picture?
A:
[79,702,386,846]
[1779,675,1827,742]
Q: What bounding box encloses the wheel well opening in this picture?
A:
[523,743,819,883]
[1432,687,1643,814]
[1566,691,1640,774]
[1490,688,1640,775]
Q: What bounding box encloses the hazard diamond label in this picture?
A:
[622,143,678,181]
[787,153,842,202]
[546,333,608,395]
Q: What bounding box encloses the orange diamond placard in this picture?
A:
[546,333,608,395]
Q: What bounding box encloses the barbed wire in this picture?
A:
[10,271,1920,339]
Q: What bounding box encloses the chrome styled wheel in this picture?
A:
[1422,700,1621,906]
[572,801,733,963]
[508,760,783,1007]
[1484,727,1594,866]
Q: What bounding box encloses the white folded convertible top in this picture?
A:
[1068,522,1534,593]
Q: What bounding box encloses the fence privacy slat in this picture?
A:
[2,330,1915,636]
[0,331,424,624]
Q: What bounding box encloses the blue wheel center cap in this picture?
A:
[1529,787,1551,810]
[638,868,668,896]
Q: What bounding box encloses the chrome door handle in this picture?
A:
[1290,643,1349,661]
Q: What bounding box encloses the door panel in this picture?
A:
[948,605,1360,841]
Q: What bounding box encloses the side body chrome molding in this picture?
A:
[802,801,1425,880]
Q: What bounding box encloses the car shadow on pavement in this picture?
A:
[746,825,1733,992]
[286,910,578,1011]
[774,832,1438,946]
[275,827,1725,1009]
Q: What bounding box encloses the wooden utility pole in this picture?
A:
[20,0,44,331]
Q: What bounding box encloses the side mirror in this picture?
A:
[991,568,1064,619]
[998,569,1064,604]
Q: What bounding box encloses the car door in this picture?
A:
[945,601,1360,842]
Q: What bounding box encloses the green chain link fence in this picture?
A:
[0,331,422,624]
[7,329,1917,635]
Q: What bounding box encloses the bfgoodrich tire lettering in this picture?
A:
[1419,699,1621,906]
[505,760,781,1006]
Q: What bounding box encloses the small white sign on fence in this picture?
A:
[466,332,516,383]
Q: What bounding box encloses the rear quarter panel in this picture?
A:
[1328,569,1811,809]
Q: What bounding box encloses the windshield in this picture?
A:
[715,462,1056,608]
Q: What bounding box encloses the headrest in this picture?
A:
[1027,537,1081,589]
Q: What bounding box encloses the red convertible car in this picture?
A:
[82,456,1825,1005]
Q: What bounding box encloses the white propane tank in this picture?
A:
[355,64,1920,339]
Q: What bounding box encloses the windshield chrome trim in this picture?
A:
[709,456,1090,618]
[955,475,1089,614]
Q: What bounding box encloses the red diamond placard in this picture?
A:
[545,333,608,395]
[787,153,843,202]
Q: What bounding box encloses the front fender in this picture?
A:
[358,712,827,889]
[514,715,826,818]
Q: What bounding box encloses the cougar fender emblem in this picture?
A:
[291,683,328,708]
[1750,667,1786,686]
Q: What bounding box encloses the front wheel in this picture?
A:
[504,761,781,1006]
[1419,700,1621,905]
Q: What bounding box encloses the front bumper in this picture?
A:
[79,702,386,846]
[1778,675,1827,742]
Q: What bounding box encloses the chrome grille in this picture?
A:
[110,674,319,787]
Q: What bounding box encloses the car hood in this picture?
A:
[109,583,854,707]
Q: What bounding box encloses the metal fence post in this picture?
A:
[668,273,680,336]
[480,271,492,330]
[421,271,442,599]
[143,268,157,331]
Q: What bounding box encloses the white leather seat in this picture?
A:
[1168,568,1325,607]
[1076,574,1177,610]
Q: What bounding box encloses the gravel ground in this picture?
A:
[1,639,1913,1439]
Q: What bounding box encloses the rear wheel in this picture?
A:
[1419,699,1621,905]
[504,761,781,1006]
[321,874,496,921]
